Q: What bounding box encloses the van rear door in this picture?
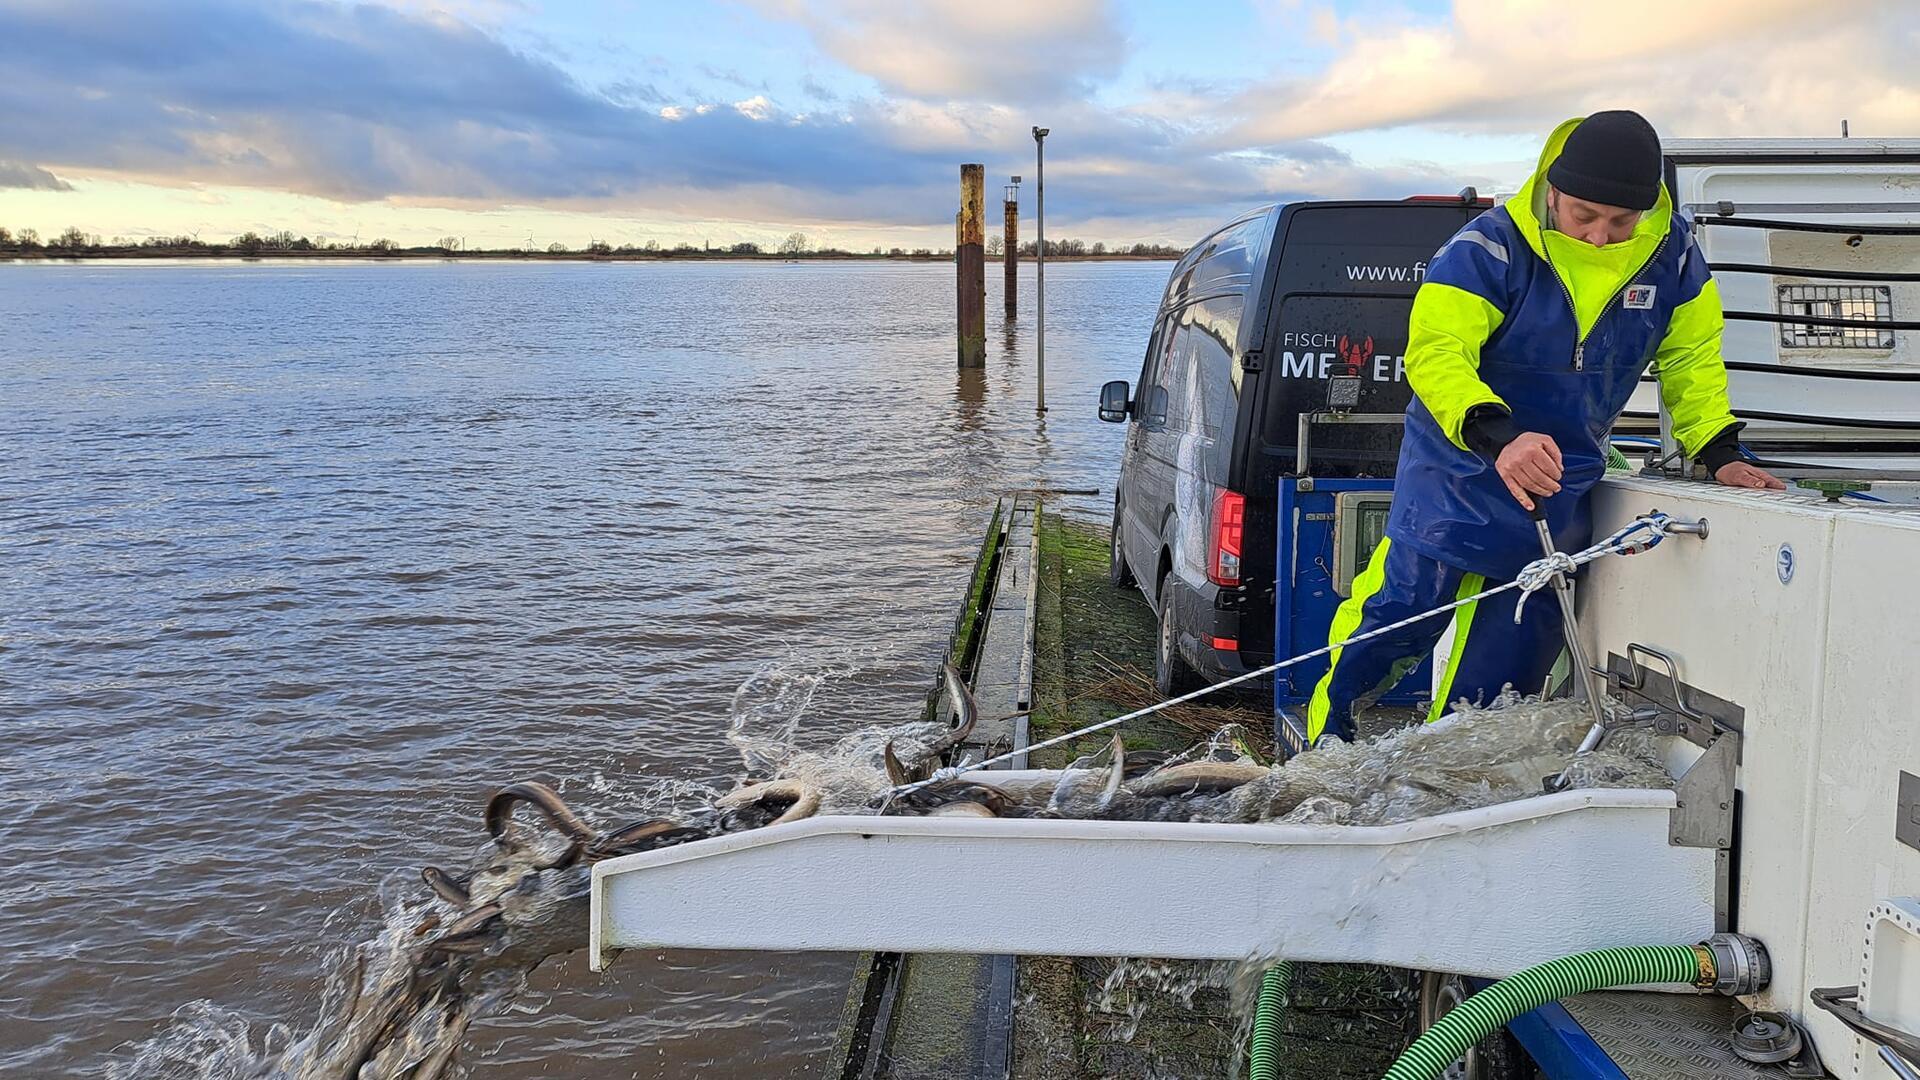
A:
[1243,199,1489,484]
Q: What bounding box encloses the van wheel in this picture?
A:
[1109,503,1136,588]
[1155,577,1200,697]
[1416,972,1538,1080]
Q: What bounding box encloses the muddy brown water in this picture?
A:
[0,258,1164,1077]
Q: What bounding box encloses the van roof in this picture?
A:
[1160,196,1488,317]
[1161,205,1278,312]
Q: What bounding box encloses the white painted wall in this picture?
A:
[1586,475,1920,1076]
[1622,152,1920,444]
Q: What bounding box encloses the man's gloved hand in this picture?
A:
[1714,461,1786,490]
[1495,432,1562,512]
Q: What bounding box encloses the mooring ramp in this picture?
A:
[589,787,1714,977]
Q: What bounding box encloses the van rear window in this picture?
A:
[1259,294,1415,474]
[1241,203,1489,487]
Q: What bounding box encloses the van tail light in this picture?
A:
[1208,490,1244,587]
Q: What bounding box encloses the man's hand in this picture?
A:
[1494,432,1562,511]
[1714,461,1786,490]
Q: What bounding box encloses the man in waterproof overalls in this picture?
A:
[1307,111,1784,747]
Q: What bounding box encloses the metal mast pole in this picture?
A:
[1033,126,1049,414]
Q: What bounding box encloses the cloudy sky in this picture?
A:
[3,0,1917,250]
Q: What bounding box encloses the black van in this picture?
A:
[1100,194,1489,695]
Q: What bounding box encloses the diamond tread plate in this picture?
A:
[1559,991,1824,1079]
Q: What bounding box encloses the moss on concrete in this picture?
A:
[951,500,1005,672]
[1028,512,1197,766]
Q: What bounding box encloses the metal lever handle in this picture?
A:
[1810,986,1920,1067]
[1526,493,1609,764]
[1626,642,1706,721]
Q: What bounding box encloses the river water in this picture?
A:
[0,258,1167,1077]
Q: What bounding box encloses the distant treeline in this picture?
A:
[0,227,1186,260]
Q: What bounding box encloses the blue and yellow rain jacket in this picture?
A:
[1388,117,1739,579]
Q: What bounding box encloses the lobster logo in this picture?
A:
[1336,334,1374,375]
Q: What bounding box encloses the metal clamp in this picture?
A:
[1704,933,1771,996]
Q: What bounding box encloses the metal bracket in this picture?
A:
[1899,771,1920,854]
[1671,737,1738,850]
[1294,411,1404,475]
[1603,646,1745,752]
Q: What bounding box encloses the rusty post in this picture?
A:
[1003,178,1019,317]
[957,164,986,367]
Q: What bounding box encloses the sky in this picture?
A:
[2,0,1918,251]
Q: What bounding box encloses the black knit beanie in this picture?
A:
[1546,110,1662,211]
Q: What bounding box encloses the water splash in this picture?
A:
[725,662,839,778]
[1209,693,1669,828]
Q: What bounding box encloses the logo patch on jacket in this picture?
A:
[1624,284,1657,309]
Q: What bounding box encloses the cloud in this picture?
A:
[733,95,775,122]
[0,0,930,203]
[0,0,1528,244]
[603,79,666,106]
[699,64,769,93]
[1222,0,1920,145]
[800,74,841,103]
[0,159,72,190]
[755,0,1128,103]
[0,0,1419,239]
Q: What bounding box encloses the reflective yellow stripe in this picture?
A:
[1656,279,1739,457]
[1407,282,1508,450]
[1425,572,1485,723]
[1308,538,1392,744]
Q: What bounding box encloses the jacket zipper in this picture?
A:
[1540,224,1669,371]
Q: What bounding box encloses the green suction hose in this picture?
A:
[1382,945,1715,1080]
[1247,962,1290,1080]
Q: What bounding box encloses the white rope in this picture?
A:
[889,511,1681,798]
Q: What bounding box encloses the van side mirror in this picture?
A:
[1098,380,1131,422]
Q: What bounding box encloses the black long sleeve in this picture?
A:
[1695,422,1747,475]
[1462,404,1522,460]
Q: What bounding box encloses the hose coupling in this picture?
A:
[1698,933,1771,995]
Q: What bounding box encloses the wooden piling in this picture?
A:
[957,164,986,368]
[1003,195,1018,317]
